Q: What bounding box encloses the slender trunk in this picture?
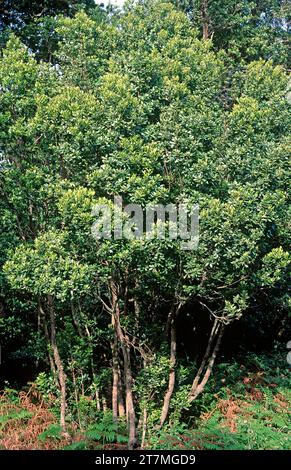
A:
[43,317,57,378]
[201,0,210,40]
[111,314,119,423]
[133,281,140,332]
[118,369,126,417]
[189,324,225,402]
[159,303,182,428]
[47,295,67,430]
[159,309,177,428]
[110,282,137,449]
[71,300,83,338]
[122,342,136,448]
[80,369,85,396]
[95,388,101,412]
[141,408,148,449]
[190,319,219,394]
[102,396,108,412]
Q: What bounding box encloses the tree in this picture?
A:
[4,231,93,430]
[0,1,290,448]
[171,0,290,66]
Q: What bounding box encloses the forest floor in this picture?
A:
[0,354,290,450]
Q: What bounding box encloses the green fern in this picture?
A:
[38,424,63,441]
[0,409,33,431]
[86,417,127,446]
[63,440,87,450]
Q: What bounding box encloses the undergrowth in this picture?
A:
[147,349,291,450]
[1,349,290,450]
[0,386,71,450]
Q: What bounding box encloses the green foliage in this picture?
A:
[86,413,128,446]
[35,372,58,400]
[147,348,291,450]
[0,389,33,444]
[174,0,290,66]
[64,413,128,449]
[196,385,291,450]
[63,440,87,450]
[38,424,63,442]
[0,0,290,450]
[0,408,33,431]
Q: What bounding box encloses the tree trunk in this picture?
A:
[159,302,182,428]
[70,299,83,338]
[159,307,177,428]
[118,369,126,417]
[111,315,119,423]
[190,318,219,394]
[110,282,137,449]
[47,295,67,430]
[189,323,225,402]
[141,407,147,449]
[201,0,210,40]
[43,317,57,377]
[102,396,108,412]
[95,388,101,412]
[123,342,136,449]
